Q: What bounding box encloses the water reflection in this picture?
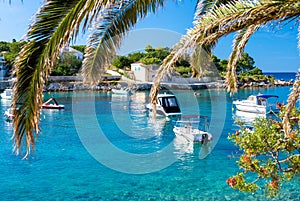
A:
[233,110,265,125]
[173,135,213,160]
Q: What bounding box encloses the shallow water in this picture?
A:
[0,86,299,200]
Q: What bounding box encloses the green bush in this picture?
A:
[228,107,300,197]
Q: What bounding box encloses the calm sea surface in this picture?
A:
[264,72,297,81]
[0,85,299,200]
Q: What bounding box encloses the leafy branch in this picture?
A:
[228,107,300,197]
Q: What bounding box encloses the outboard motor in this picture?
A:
[201,134,208,144]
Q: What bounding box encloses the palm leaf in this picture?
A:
[12,0,114,157]
[283,80,300,135]
[82,0,165,84]
[226,25,259,94]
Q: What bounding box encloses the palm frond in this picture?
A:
[12,0,113,157]
[82,0,165,84]
[283,80,300,135]
[194,0,232,19]
[193,0,300,46]
[226,25,259,94]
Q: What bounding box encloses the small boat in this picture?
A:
[42,98,64,109]
[146,93,182,120]
[233,94,279,114]
[111,88,131,96]
[173,115,213,144]
[4,107,15,122]
[0,88,13,100]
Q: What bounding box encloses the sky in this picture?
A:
[0,0,299,72]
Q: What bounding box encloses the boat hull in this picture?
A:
[233,101,266,114]
[42,105,64,109]
[173,127,212,144]
[111,89,130,95]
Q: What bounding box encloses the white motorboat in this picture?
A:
[173,115,213,144]
[233,94,279,114]
[4,107,15,122]
[0,88,13,100]
[146,93,182,119]
[111,88,131,96]
[42,98,64,109]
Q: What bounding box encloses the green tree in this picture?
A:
[0,40,26,69]
[228,107,300,197]
[71,45,85,53]
[111,55,132,69]
[0,41,10,52]
[144,44,155,53]
[236,52,255,74]
[140,57,160,64]
[127,52,145,62]
[51,53,82,76]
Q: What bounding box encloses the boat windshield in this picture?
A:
[175,117,209,131]
[158,96,181,113]
[6,89,12,95]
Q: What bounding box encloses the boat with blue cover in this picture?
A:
[233,94,279,114]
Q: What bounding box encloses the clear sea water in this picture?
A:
[264,72,297,81]
[0,85,299,200]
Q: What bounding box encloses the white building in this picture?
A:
[130,62,160,82]
[60,46,84,61]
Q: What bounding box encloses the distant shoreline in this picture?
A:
[43,79,294,92]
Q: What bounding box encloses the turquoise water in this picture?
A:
[0,86,299,200]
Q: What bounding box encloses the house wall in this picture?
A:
[131,63,146,82]
[131,63,159,82]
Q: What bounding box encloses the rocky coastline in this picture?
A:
[44,79,294,92]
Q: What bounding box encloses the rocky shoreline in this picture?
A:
[44,79,294,92]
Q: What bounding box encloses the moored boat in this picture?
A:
[233,94,279,114]
[4,107,16,122]
[42,98,64,109]
[0,88,13,100]
[146,93,182,120]
[111,88,131,96]
[173,115,213,144]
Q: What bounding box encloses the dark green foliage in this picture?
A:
[71,45,85,53]
[236,52,255,73]
[112,56,132,69]
[111,45,263,79]
[140,57,160,64]
[175,66,192,77]
[0,40,26,66]
[0,40,83,76]
[175,57,190,68]
[51,53,82,76]
[111,45,171,68]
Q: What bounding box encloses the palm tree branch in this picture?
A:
[226,25,259,94]
[82,0,165,84]
[12,0,113,156]
[192,0,300,46]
